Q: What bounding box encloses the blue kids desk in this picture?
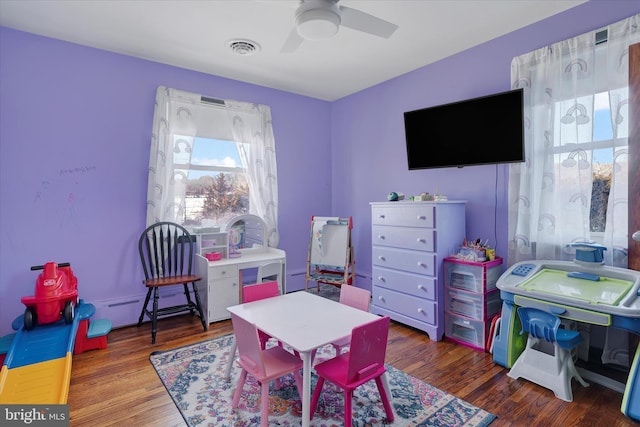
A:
[492,257,640,421]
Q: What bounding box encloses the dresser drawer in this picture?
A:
[372,246,435,276]
[373,266,436,301]
[372,225,435,252]
[373,286,436,325]
[372,204,435,228]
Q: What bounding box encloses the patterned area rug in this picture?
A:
[150,334,496,426]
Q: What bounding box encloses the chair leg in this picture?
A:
[182,283,194,313]
[343,389,353,427]
[137,288,152,326]
[191,282,207,331]
[151,287,159,344]
[310,377,325,419]
[260,381,270,427]
[375,376,395,422]
[232,369,248,409]
[225,339,237,381]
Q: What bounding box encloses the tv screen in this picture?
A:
[404,89,524,170]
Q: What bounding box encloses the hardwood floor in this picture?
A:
[68,314,637,426]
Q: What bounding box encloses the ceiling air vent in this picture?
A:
[227,39,261,56]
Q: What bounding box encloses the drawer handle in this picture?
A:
[378,276,386,282]
[417,262,426,268]
[417,308,424,313]
[378,256,386,261]
[378,296,385,302]
[417,284,425,290]
[417,238,426,243]
[417,215,426,220]
[377,234,385,240]
[379,214,386,219]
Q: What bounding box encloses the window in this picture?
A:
[175,136,250,227]
[507,15,637,267]
[147,87,279,246]
[552,91,626,238]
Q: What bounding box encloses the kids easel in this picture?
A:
[305,216,355,291]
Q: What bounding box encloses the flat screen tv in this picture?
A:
[404,88,524,170]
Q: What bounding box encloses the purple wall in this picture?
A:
[1,0,639,336]
[0,28,331,335]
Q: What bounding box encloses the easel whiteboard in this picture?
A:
[309,217,350,268]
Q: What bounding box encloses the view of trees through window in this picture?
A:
[175,136,249,227]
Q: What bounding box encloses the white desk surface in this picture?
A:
[227,291,380,427]
[200,246,285,268]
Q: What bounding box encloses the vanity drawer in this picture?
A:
[372,266,436,301]
[372,205,435,228]
[208,264,239,281]
[372,225,435,252]
[372,246,435,276]
[373,286,436,325]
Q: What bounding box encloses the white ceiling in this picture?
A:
[0,0,586,101]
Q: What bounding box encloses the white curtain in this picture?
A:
[226,100,280,247]
[147,86,280,247]
[508,14,639,267]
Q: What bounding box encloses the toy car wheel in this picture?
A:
[63,301,74,324]
[24,307,37,331]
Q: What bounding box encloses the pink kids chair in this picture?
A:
[330,285,371,354]
[310,315,394,427]
[230,312,303,427]
[243,281,280,348]
[225,281,281,381]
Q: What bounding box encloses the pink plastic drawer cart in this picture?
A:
[443,257,503,351]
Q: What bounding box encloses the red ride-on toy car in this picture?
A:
[20,262,79,331]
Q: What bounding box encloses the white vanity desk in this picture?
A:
[195,247,286,325]
[193,214,286,325]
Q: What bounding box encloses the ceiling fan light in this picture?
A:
[296,9,340,40]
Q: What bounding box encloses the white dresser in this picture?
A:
[370,201,466,341]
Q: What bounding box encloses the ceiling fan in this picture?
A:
[279,0,399,53]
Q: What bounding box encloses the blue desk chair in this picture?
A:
[507,307,588,402]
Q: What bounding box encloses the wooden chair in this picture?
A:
[137,222,206,344]
[310,316,394,427]
[231,312,303,427]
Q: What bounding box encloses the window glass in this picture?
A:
[179,136,249,227]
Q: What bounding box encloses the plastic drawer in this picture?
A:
[444,288,501,321]
[444,257,503,293]
[445,312,491,351]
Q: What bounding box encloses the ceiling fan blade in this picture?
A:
[281,27,304,53]
[339,5,398,38]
